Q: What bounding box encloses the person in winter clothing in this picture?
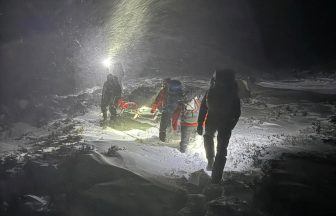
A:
[172,94,201,152]
[151,78,171,113]
[101,74,122,121]
[151,78,184,142]
[197,69,241,184]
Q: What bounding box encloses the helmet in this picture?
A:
[212,69,236,87]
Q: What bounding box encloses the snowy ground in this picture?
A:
[1,76,335,177]
[1,76,336,215]
[258,76,336,94]
[75,92,335,180]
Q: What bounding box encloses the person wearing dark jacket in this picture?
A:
[151,79,184,142]
[197,69,241,184]
[101,74,122,121]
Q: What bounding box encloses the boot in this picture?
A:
[204,135,215,171]
[180,144,187,153]
[102,111,107,121]
[110,114,116,121]
[159,131,166,142]
[109,107,117,121]
[211,157,226,184]
[206,158,214,171]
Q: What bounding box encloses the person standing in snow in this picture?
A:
[197,69,241,184]
[101,74,122,122]
[151,78,184,142]
[172,93,201,152]
[151,78,171,113]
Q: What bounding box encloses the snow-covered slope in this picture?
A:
[258,77,336,94]
[2,76,335,177]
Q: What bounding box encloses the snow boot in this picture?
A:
[102,111,107,121]
[206,158,214,171]
[180,140,188,153]
[159,131,166,142]
[110,115,116,122]
[211,157,227,184]
[180,145,186,153]
[204,135,215,171]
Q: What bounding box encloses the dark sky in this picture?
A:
[1,0,336,102]
[1,0,336,68]
[249,0,336,68]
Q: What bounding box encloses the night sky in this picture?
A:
[1,0,336,67]
[1,0,336,101]
[249,0,336,68]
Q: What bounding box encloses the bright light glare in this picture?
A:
[102,58,112,68]
[139,106,151,113]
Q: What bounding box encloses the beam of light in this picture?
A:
[105,0,152,59]
[102,57,112,69]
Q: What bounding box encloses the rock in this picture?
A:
[22,194,49,212]
[60,152,186,216]
[188,169,211,189]
[329,115,336,124]
[253,155,336,216]
[205,197,249,216]
[105,145,124,158]
[177,194,206,216]
[4,194,50,216]
[23,160,61,194]
[78,179,185,216]
[202,184,223,201]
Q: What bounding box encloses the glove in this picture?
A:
[197,125,203,135]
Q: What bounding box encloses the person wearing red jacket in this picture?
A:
[151,78,184,142]
[151,78,170,113]
[172,95,201,152]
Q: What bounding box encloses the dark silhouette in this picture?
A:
[197,69,241,184]
[101,74,122,121]
[151,79,184,142]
